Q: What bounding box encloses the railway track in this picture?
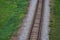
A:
[28,0,44,40]
[12,0,50,40]
[10,0,50,40]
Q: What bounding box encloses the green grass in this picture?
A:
[0,0,29,40]
[50,0,60,40]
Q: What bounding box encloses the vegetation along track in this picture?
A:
[28,0,44,40]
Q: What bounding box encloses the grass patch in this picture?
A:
[0,0,29,40]
[50,0,60,40]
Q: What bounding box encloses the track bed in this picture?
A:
[28,0,44,40]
